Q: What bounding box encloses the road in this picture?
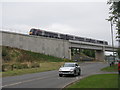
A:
[2,62,108,88]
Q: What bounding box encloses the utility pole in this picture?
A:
[118,17,120,48]
[110,20,115,63]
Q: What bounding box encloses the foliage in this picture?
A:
[118,48,120,58]
[13,63,29,69]
[2,64,13,71]
[30,62,40,68]
[63,58,73,62]
[71,48,95,58]
[107,1,120,46]
[107,1,120,59]
[2,47,7,57]
[81,49,95,58]
[2,47,11,61]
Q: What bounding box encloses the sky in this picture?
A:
[0,0,119,55]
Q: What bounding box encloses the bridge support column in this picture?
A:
[95,50,105,61]
[68,48,72,60]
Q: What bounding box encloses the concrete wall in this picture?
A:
[1,31,70,59]
[95,50,105,61]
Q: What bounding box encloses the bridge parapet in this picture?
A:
[105,46,118,52]
[69,40,118,52]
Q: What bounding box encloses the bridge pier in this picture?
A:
[95,50,105,61]
[68,48,72,60]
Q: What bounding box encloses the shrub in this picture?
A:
[30,62,40,68]
[13,63,29,69]
[2,64,12,72]
[64,58,73,62]
[2,47,8,57]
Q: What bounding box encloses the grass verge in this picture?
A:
[2,46,66,62]
[101,64,118,72]
[67,74,118,88]
[2,62,64,77]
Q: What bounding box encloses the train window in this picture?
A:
[75,37,84,41]
[37,30,42,36]
[30,29,37,35]
[86,38,91,42]
[53,33,58,38]
[91,39,96,43]
[66,35,74,40]
[44,31,58,38]
[60,34,66,39]
[30,29,34,32]
[44,31,49,37]
[105,41,108,45]
[97,40,103,44]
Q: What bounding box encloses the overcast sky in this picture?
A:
[1,1,118,50]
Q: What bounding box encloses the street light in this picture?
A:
[110,20,115,64]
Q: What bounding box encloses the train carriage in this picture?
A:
[29,28,108,45]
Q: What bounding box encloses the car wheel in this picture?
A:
[73,70,76,77]
[78,70,81,76]
[59,74,63,77]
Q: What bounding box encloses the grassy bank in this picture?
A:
[2,46,66,63]
[101,64,118,72]
[67,74,118,88]
[2,62,64,77]
[2,46,72,77]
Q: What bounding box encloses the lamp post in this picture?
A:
[110,20,115,64]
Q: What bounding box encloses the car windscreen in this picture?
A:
[63,64,75,67]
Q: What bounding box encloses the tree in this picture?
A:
[107,1,120,58]
[82,49,95,58]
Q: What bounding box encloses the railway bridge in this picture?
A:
[69,40,118,61]
[0,31,118,61]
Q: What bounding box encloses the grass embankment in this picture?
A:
[2,46,65,63]
[2,62,64,77]
[67,74,118,88]
[2,46,71,77]
[101,64,118,72]
[67,64,119,88]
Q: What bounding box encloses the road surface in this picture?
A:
[2,62,108,88]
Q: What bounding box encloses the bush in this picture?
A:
[64,58,73,62]
[30,62,40,68]
[13,63,29,69]
[2,47,8,57]
[2,62,40,72]
[2,64,12,72]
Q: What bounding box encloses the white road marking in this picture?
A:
[2,75,56,87]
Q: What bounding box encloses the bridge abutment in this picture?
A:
[95,50,105,61]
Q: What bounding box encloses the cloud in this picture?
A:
[43,23,78,34]
[2,24,33,34]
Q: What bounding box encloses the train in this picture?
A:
[29,28,108,45]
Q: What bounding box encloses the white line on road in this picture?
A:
[2,75,56,88]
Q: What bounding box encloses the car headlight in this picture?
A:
[59,68,62,71]
[70,68,74,71]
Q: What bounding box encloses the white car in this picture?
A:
[59,62,81,77]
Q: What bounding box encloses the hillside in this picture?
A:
[2,46,72,73]
[2,46,65,63]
